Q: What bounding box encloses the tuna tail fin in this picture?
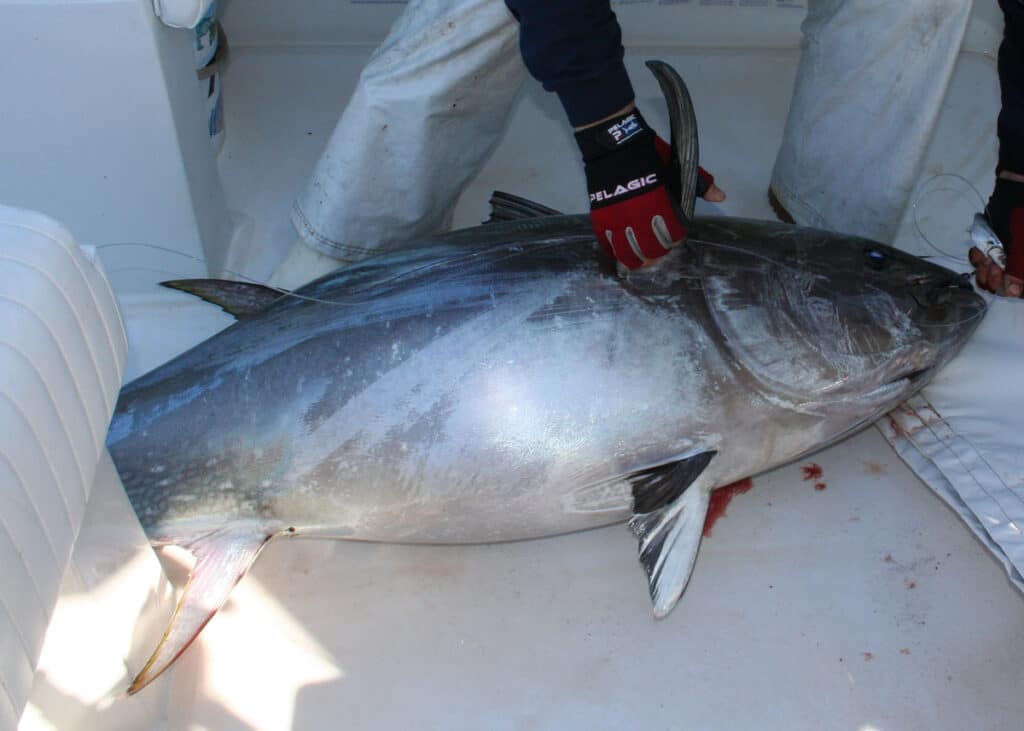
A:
[128,523,274,694]
[645,60,700,222]
[629,453,714,618]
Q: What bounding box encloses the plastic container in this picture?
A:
[195,1,226,155]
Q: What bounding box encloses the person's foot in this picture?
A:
[968,173,1024,298]
[268,238,346,290]
[767,187,795,225]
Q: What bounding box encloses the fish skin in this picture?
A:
[106,67,987,692]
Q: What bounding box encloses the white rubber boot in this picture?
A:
[267,238,346,290]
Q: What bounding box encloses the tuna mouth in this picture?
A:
[909,272,974,308]
[856,365,929,399]
[909,272,988,344]
[876,366,932,394]
[890,367,929,387]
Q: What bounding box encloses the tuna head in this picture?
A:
[687,216,987,426]
[646,57,986,413]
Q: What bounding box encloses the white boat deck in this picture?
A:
[91,36,1024,730]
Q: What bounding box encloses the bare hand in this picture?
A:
[968,246,1023,298]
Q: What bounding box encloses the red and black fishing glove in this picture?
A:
[575,109,687,270]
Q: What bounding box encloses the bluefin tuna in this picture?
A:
[107,62,986,693]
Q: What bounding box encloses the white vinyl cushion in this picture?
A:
[0,205,127,725]
[879,297,1024,594]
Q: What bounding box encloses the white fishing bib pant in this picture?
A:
[291,0,526,264]
[770,0,974,242]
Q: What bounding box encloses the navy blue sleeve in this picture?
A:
[504,0,635,128]
[998,0,1024,173]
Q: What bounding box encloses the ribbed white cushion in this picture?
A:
[0,205,127,724]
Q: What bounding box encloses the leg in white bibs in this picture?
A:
[770,0,973,242]
[271,0,527,289]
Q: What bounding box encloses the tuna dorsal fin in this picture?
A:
[127,523,274,694]
[629,450,715,618]
[645,60,699,222]
[485,191,564,224]
[161,279,288,318]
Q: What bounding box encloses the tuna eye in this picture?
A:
[864,247,887,270]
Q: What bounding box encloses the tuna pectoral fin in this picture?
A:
[128,523,273,695]
[645,60,699,221]
[630,461,713,619]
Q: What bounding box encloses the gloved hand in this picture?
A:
[575,109,687,270]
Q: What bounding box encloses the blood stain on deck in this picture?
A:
[888,415,911,438]
[862,460,888,476]
[703,478,754,537]
[802,462,826,490]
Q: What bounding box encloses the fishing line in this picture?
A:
[905,173,1000,314]
[98,241,374,308]
[106,266,211,281]
[97,236,988,334]
[911,173,987,260]
[97,238,576,309]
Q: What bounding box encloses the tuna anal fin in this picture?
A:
[629,451,714,618]
[128,523,273,694]
[485,191,564,223]
[161,279,287,318]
